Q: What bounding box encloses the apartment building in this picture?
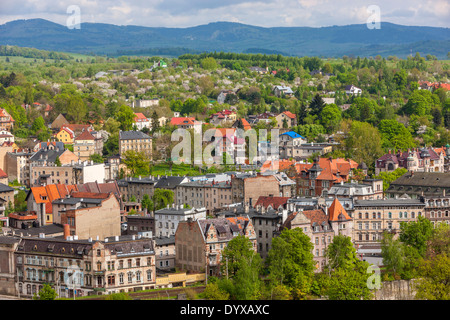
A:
[154,206,206,237]
[119,130,152,159]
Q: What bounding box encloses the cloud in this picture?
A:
[0,0,448,28]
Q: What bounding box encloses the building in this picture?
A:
[0,236,20,296]
[0,108,15,131]
[294,157,359,197]
[274,111,297,129]
[375,147,446,175]
[209,109,237,125]
[217,90,235,104]
[55,127,75,144]
[154,206,206,238]
[282,198,353,271]
[125,214,155,236]
[6,150,33,185]
[327,180,384,200]
[154,175,189,204]
[170,117,197,129]
[273,86,294,97]
[231,173,280,207]
[154,235,175,272]
[175,216,256,276]
[118,130,152,159]
[73,130,97,161]
[345,85,362,95]
[352,198,426,244]
[14,234,156,298]
[0,130,14,145]
[51,114,70,130]
[52,192,121,240]
[0,183,14,208]
[134,113,151,130]
[386,172,450,199]
[117,176,157,203]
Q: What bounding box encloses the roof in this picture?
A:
[134,113,149,122]
[389,172,450,188]
[197,216,252,241]
[255,196,289,210]
[74,130,95,141]
[328,198,352,222]
[119,130,151,140]
[0,183,14,193]
[280,131,305,139]
[154,176,187,189]
[170,117,196,126]
[0,168,8,178]
[282,111,296,119]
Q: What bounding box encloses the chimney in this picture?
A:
[115,235,119,241]
[73,235,78,240]
[132,235,136,240]
[63,224,70,240]
[88,237,92,242]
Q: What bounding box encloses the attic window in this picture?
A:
[33,245,37,251]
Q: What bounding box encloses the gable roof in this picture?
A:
[280,131,305,139]
[255,196,289,210]
[74,130,96,141]
[282,111,296,119]
[170,117,196,126]
[328,198,352,222]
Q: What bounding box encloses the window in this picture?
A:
[147,270,152,281]
[127,272,133,283]
[136,271,141,282]
[119,273,124,284]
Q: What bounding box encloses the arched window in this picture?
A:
[97,261,102,271]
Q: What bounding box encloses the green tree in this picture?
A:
[152,189,174,211]
[325,235,360,271]
[33,284,57,300]
[320,103,342,133]
[399,215,434,258]
[375,167,408,192]
[54,156,62,167]
[381,231,405,276]
[89,153,104,163]
[141,194,154,213]
[122,150,150,177]
[415,254,450,300]
[267,228,315,299]
[378,119,416,150]
[200,57,217,70]
[115,105,135,131]
[203,282,230,300]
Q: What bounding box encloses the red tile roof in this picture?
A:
[328,198,352,221]
[255,196,290,210]
[283,111,296,119]
[74,130,95,141]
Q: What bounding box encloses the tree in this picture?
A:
[381,231,405,276]
[203,282,230,300]
[200,57,217,70]
[152,189,174,211]
[89,153,104,164]
[54,156,62,167]
[141,194,154,213]
[399,215,434,258]
[320,103,342,133]
[415,254,450,300]
[151,111,160,134]
[220,235,263,300]
[267,228,315,299]
[115,105,135,131]
[378,119,416,150]
[33,284,57,300]
[122,150,150,177]
[375,167,407,192]
[325,235,360,271]
[309,94,326,118]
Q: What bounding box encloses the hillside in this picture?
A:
[0,18,449,58]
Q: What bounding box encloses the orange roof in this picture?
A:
[328,198,352,222]
[70,192,110,199]
[261,159,295,173]
[283,111,296,119]
[0,168,7,178]
[75,130,95,141]
[59,127,74,138]
[170,117,196,126]
[241,118,251,131]
[134,112,148,122]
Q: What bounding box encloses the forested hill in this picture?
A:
[0,18,449,58]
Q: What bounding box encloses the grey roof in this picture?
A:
[52,197,103,206]
[29,148,65,163]
[0,236,21,245]
[154,176,187,189]
[0,183,14,193]
[155,235,175,246]
[390,172,450,188]
[119,130,151,140]
[118,176,157,186]
[354,199,425,207]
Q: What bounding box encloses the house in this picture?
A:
[53,192,121,240]
[249,66,268,74]
[55,127,75,144]
[117,176,157,203]
[155,206,207,238]
[327,179,383,200]
[231,118,252,131]
[175,216,256,276]
[0,109,15,131]
[0,130,14,145]
[73,130,97,161]
[170,117,197,129]
[217,90,235,104]
[385,171,450,199]
[294,157,359,197]
[118,130,152,159]
[231,173,282,207]
[14,234,156,298]
[275,111,297,129]
[273,86,294,97]
[154,235,175,271]
[5,150,33,185]
[63,124,94,137]
[282,198,353,271]
[279,131,306,150]
[375,147,445,175]
[134,113,151,130]
[209,109,237,125]
[345,85,362,95]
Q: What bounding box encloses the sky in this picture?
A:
[0,0,449,28]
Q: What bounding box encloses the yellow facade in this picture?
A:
[56,128,74,144]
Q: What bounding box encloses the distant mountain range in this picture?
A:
[0,18,449,58]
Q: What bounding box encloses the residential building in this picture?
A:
[217,90,235,104]
[73,130,97,161]
[154,175,189,204]
[53,192,121,240]
[282,198,353,271]
[0,183,14,207]
[134,113,151,130]
[273,86,294,97]
[125,214,155,236]
[0,108,15,131]
[344,84,362,95]
[352,198,426,244]
[117,176,157,203]
[118,130,152,159]
[50,114,69,131]
[274,111,297,129]
[170,117,197,129]
[231,173,280,207]
[375,147,446,175]
[14,234,156,298]
[154,235,175,271]
[0,130,14,145]
[175,216,256,276]
[294,157,359,197]
[327,180,384,200]
[0,143,13,173]
[386,172,450,199]
[154,206,206,237]
[55,127,75,144]
[0,236,20,296]
[209,109,237,125]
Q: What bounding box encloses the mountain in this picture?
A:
[0,18,449,58]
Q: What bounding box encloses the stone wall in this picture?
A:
[373,280,417,300]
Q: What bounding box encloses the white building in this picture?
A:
[154,206,207,237]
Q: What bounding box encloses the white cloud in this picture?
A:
[0,0,448,28]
